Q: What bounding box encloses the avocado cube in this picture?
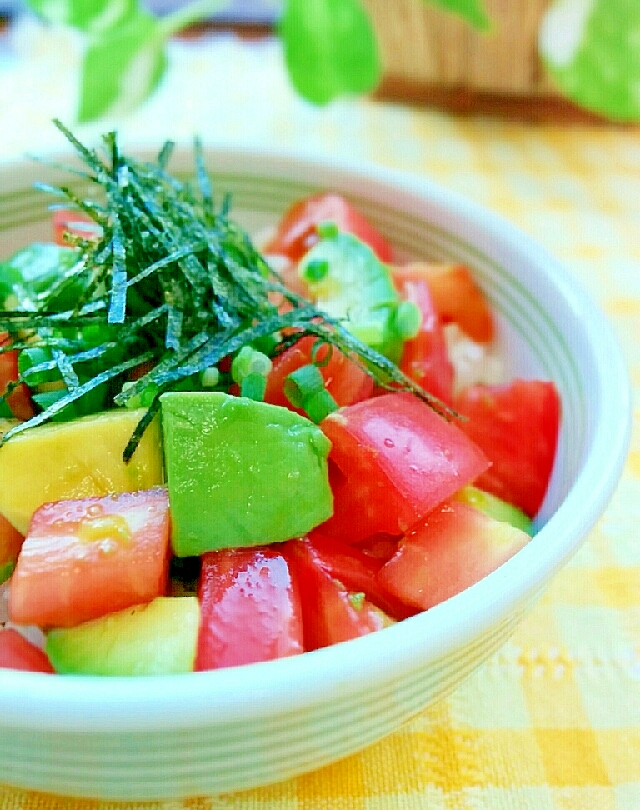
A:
[46,596,199,676]
[0,410,164,535]
[160,392,333,556]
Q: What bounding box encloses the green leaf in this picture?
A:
[425,0,490,31]
[279,0,381,104]
[539,0,640,122]
[24,0,140,33]
[77,11,167,122]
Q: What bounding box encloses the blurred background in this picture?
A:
[0,0,640,144]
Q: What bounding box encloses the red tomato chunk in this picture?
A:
[264,192,394,264]
[0,332,35,422]
[0,628,55,673]
[0,513,24,574]
[9,488,171,628]
[292,530,417,620]
[455,380,561,517]
[196,547,304,670]
[52,208,102,246]
[284,540,391,651]
[377,499,530,611]
[392,263,495,344]
[394,271,455,405]
[264,335,373,412]
[318,392,490,543]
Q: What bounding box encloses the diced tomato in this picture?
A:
[318,393,490,544]
[295,530,416,620]
[394,272,454,404]
[9,488,171,628]
[195,547,303,671]
[392,263,494,343]
[353,533,400,563]
[264,335,374,413]
[264,192,394,264]
[127,359,156,381]
[52,208,102,247]
[0,332,35,421]
[0,512,23,582]
[454,380,561,517]
[377,499,530,611]
[0,628,55,673]
[284,540,391,651]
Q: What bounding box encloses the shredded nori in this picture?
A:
[0,120,450,459]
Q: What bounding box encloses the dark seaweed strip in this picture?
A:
[54,120,103,170]
[112,330,212,407]
[2,122,452,458]
[108,213,127,324]
[165,304,183,351]
[125,244,206,289]
[157,141,174,170]
[194,138,213,214]
[20,341,121,383]
[2,351,155,442]
[0,310,106,331]
[122,396,162,462]
[52,348,80,390]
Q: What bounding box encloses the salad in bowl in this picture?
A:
[0,124,627,799]
[0,123,559,675]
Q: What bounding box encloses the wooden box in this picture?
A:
[363,0,577,118]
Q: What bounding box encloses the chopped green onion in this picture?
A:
[317,221,339,239]
[392,300,422,341]
[18,346,58,386]
[32,388,75,422]
[231,346,272,401]
[302,259,330,283]
[310,339,333,368]
[240,372,267,401]
[284,363,338,422]
[231,346,272,383]
[200,366,220,388]
[283,363,325,409]
[120,380,160,409]
[302,388,338,423]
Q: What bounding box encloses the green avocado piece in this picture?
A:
[298,231,419,363]
[456,486,534,536]
[46,596,199,676]
[0,409,164,535]
[160,392,333,557]
[0,560,14,586]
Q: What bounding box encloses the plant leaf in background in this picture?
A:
[279,0,380,104]
[24,0,139,32]
[425,0,490,30]
[539,0,640,122]
[24,0,169,122]
[22,0,490,122]
[78,11,167,122]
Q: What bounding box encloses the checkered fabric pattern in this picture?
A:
[1,31,638,810]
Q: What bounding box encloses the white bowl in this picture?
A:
[0,147,631,800]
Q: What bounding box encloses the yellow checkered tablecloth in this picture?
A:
[0,26,639,810]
